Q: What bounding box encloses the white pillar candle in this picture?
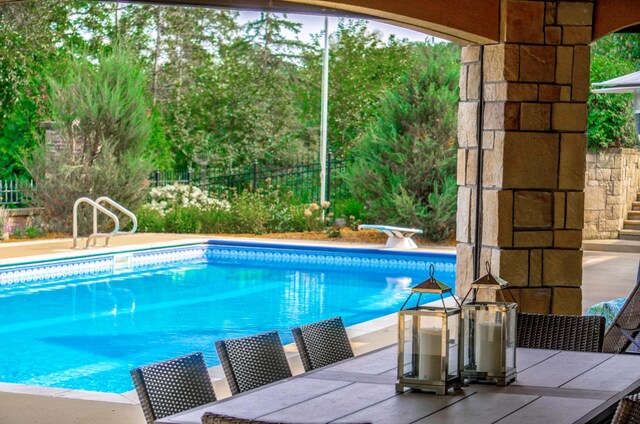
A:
[475,322,502,374]
[418,328,442,380]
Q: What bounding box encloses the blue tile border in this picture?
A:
[0,256,114,286]
[131,245,207,268]
[205,244,455,274]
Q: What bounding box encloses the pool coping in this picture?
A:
[0,237,456,415]
[0,236,455,268]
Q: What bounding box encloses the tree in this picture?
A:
[0,0,81,178]
[344,42,461,242]
[588,34,638,149]
[296,20,416,156]
[25,48,153,233]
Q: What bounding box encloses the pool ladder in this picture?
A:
[72,196,138,249]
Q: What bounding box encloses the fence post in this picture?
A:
[154,170,160,187]
[252,160,258,192]
[326,150,332,204]
[186,170,192,185]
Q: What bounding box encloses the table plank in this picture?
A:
[494,396,602,424]
[412,393,539,424]
[326,347,396,375]
[258,382,396,423]
[516,348,561,371]
[562,353,640,392]
[514,351,611,388]
[333,388,476,424]
[306,370,396,385]
[158,378,351,423]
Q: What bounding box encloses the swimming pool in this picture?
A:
[0,241,455,393]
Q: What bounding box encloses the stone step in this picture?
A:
[632,202,640,211]
[620,229,640,241]
[629,211,640,220]
[624,220,640,230]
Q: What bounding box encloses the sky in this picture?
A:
[236,11,440,44]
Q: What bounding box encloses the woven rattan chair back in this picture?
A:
[516,313,605,352]
[603,275,640,353]
[291,316,354,372]
[215,330,292,395]
[130,352,216,424]
[612,393,640,424]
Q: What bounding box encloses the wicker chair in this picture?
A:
[130,352,216,424]
[516,313,606,352]
[603,280,640,354]
[215,331,292,395]
[612,393,640,424]
[291,316,354,372]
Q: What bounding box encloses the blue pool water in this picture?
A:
[0,243,455,393]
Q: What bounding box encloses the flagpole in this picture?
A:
[320,16,330,214]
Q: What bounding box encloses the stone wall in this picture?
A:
[5,208,40,233]
[584,148,640,239]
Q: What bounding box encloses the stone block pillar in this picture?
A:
[456,0,593,315]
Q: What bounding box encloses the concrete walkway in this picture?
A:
[1,234,637,312]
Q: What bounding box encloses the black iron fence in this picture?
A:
[1,154,354,207]
[151,152,353,203]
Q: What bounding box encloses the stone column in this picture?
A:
[456,0,593,315]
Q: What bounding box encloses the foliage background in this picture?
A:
[588,34,640,150]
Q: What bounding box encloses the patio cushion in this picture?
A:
[586,297,628,327]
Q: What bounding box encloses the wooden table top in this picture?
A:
[157,346,640,424]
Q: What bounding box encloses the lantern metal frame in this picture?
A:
[460,264,517,386]
[396,265,462,395]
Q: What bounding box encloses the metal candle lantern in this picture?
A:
[460,264,517,386]
[396,265,462,395]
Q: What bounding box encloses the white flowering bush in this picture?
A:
[145,184,230,216]
[137,182,349,235]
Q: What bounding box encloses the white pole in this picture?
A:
[319,16,330,211]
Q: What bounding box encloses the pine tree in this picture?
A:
[345,42,461,241]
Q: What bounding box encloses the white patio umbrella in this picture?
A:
[592,70,640,142]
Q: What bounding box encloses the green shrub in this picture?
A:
[330,198,364,221]
[137,207,165,232]
[344,42,460,242]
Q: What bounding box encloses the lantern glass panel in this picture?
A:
[399,311,445,381]
[446,312,459,378]
[461,302,517,384]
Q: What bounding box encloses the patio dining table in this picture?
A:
[156,345,640,424]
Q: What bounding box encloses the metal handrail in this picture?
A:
[72,197,120,249]
[95,196,138,236]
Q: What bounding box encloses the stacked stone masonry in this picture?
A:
[456,0,593,315]
[584,149,640,239]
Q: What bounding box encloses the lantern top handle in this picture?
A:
[461,262,515,306]
[411,264,453,294]
[470,262,509,290]
[399,264,461,311]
